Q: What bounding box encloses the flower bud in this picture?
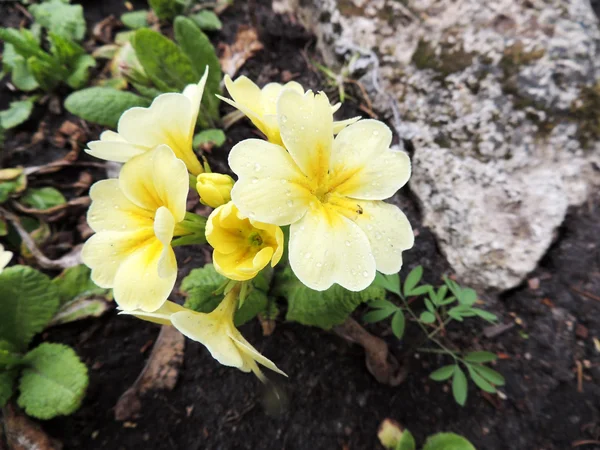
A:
[196,173,234,208]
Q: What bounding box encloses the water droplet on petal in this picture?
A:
[373,130,380,136]
[362,271,368,277]
[281,115,288,123]
[304,252,311,259]
[254,163,261,172]
[345,240,351,246]
[252,177,259,184]
[366,224,373,231]
[280,179,288,184]
[316,262,323,268]
[375,232,382,240]
[286,199,294,207]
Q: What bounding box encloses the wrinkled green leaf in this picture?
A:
[391,310,405,339]
[403,266,423,296]
[429,364,455,381]
[275,268,385,329]
[0,370,17,407]
[66,54,96,89]
[0,266,59,351]
[0,28,49,63]
[193,129,226,149]
[18,343,88,419]
[65,87,151,128]
[148,0,183,20]
[189,10,222,31]
[174,16,221,121]
[0,340,22,368]
[51,265,110,306]
[132,28,197,92]
[420,311,436,324]
[0,99,34,130]
[21,187,66,210]
[472,365,505,386]
[372,272,401,296]
[4,44,39,91]
[463,351,497,363]
[423,433,476,450]
[452,366,468,406]
[29,0,86,41]
[121,10,149,29]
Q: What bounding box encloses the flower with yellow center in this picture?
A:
[85,68,209,175]
[82,145,189,311]
[120,291,287,381]
[196,172,234,208]
[217,75,358,145]
[206,201,284,281]
[0,244,13,273]
[229,90,414,291]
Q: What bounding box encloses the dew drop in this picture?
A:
[304,252,311,259]
[316,262,323,268]
[362,271,369,277]
[351,269,357,276]
[372,130,380,136]
[251,177,259,184]
[286,199,294,207]
[345,240,351,246]
[366,224,373,231]
[254,163,261,172]
[374,232,383,240]
[285,189,292,196]
[281,115,288,123]
[280,179,288,184]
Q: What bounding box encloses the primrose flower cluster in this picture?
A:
[82,67,414,380]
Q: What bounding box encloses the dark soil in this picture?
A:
[2,1,600,449]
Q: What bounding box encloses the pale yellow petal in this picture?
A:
[0,249,13,272]
[119,145,188,221]
[117,93,202,174]
[171,310,245,368]
[229,328,287,377]
[153,206,176,246]
[229,139,312,225]
[182,66,208,128]
[86,130,148,163]
[288,203,376,291]
[353,201,414,274]
[330,120,410,200]
[277,90,333,181]
[113,238,176,311]
[282,81,305,95]
[259,82,284,116]
[87,179,154,232]
[250,221,284,267]
[81,229,154,288]
[332,116,360,134]
[213,246,272,281]
[118,300,186,325]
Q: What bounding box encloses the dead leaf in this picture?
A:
[13,196,91,222]
[93,15,118,44]
[48,298,113,327]
[2,402,63,450]
[219,26,264,77]
[333,318,406,386]
[114,325,185,421]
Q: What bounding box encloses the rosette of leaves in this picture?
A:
[0,265,89,419]
[65,16,222,129]
[121,0,222,30]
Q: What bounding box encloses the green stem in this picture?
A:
[189,173,198,190]
[428,317,453,339]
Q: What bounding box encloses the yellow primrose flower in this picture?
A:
[229,90,414,292]
[217,75,359,145]
[0,244,13,273]
[82,145,189,312]
[196,172,234,208]
[85,68,209,175]
[120,292,287,381]
[206,201,283,281]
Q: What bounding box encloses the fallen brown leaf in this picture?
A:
[2,402,63,450]
[333,317,406,386]
[93,15,118,44]
[114,325,185,421]
[219,26,264,77]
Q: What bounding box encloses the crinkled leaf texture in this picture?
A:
[181,264,268,326]
[65,87,151,128]
[29,0,86,42]
[422,433,476,450]
[0,266,59,351]
[18,343,88,419]
[274,267,386,329]
[0,99,34,130]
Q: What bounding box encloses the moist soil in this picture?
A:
[1,1,600,449]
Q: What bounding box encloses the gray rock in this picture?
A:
[279,0,600,289]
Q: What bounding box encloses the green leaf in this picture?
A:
[181,264,227,313]
[4,44,39,91]
[452,366,468,406]
[276,268,386,329]
[28,56,61,92]
[132,28,197,92]
[0,340,22,367]
[368,299,397,311]
[18,343,88,419]
[0,266,59,351]
[29,0,86,41]
[234,289,268,326]
[173,16,221,121]
[422,433,476,450]
[408,284,432,296]
[397,430,416,450]
[0,28,50,63]
[131,82,164,100]
[444,276,462,299]
[363,308,395,324]
[121,10,149,29]
[458,287,477,305]
[467,365,496,393]
[20,187,66,210]
[148,0,183,20]
[463,351,497,363]
[472,308,497,322]
[193,129,226,149]
[66,54,96,89]
[391,310,405,339]
[472,365,505,386]
[419,311,436,324]
[0,173,26,204]
[65,87,151,128]
[51,265,110,306]
[372,272,401,296]
[424,298,435,313]
[429,364,456,381]
[431,285,447,305]
[189,10,223,31]
[0,370,17,407]
[0,99,34,129]
[403,266,423,296]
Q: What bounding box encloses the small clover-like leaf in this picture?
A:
[429,364,455,381]
[391,310,405,339]
[420,311,436,324]
[472,308,497,322]
[472,365,505,386]
[21,187,66,210]
[458,287,477,306]
[397,430,417,450]
[403,266,423,296]
[467,364,496,393]
[363,308,395,324]
[423,433,476,450]
[372,272,401,296]
[452,366,468,406]
[18,343,88,419]
[464,351,497,363]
